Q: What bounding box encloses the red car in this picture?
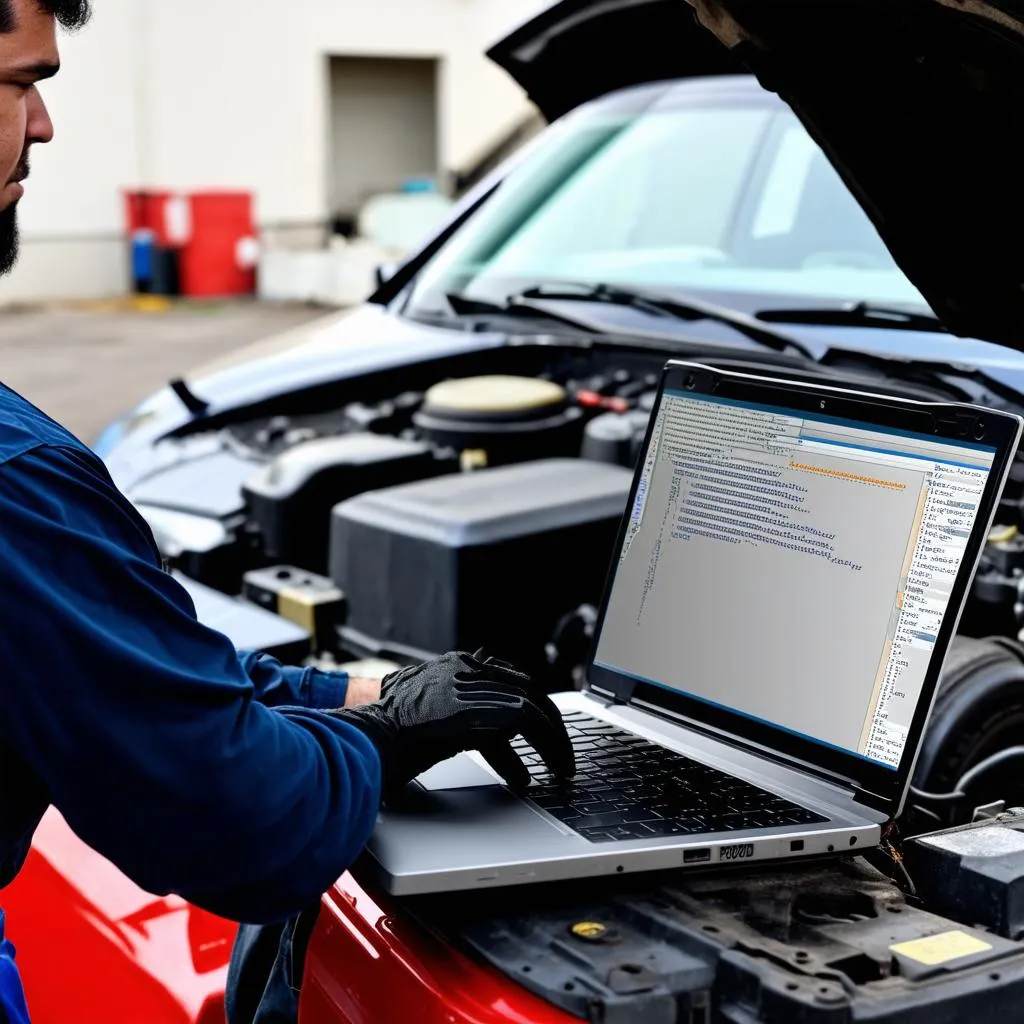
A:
[3,809,574,1024]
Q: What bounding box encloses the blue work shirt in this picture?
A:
[0,384,382,1020]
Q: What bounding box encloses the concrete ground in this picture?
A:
[0,298,330,446]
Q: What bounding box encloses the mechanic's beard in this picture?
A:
[0,204,18,277]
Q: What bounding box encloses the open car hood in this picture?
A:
[689,0,1024,350]
[487,0,745,121]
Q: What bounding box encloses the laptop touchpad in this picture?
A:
[416,753,504,791]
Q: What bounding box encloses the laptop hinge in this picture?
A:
[585,676,636,706]
[851,785,893,816]
[583,683,622,707]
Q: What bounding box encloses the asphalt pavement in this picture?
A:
[0,298,329,446]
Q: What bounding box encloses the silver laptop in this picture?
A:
[365,360,1022,896]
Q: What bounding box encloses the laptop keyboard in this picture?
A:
[513,711,828,844]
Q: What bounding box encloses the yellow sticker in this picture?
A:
[890,930,993,966]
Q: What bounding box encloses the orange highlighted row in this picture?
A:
[789,461,907,490]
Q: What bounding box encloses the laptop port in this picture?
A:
[790,839,805,852]
[683,848,711,864]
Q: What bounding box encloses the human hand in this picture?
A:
[330,650,574,799]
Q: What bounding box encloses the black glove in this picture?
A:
[331,650,575,799]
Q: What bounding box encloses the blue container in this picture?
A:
[130,229,156,292]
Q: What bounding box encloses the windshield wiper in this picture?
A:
[512,282,816,360]
[818,347,1024,409]
[444,290,612,336]
[757,301,947,334]
[444,283,816,360]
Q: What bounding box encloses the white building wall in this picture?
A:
[2,0,536,303]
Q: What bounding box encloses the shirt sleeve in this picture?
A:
[0,444,381,924]
[238,651,350,711]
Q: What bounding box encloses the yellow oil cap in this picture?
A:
[424,376,566,417]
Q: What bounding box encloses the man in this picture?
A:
[0,4,574,1023]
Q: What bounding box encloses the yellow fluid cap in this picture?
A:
[425,375,566,415]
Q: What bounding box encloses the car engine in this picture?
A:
[150,350,670,689]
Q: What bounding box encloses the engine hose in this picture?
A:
[956,745,1024,794]
[908,786,966,803]
[910,746,1024,805]
[902,636,1024,834]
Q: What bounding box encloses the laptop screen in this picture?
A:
[593,387,997,771]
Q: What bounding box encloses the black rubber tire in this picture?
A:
[902,635,1024,834]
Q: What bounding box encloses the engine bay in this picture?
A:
[132,339,1024,833]
[423,812,1024,1024]
[140,343,674,681]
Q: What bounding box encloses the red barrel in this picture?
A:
[123,189,257,299]
[178,191,257,298]
[123,191,174,246]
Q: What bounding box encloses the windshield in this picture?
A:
[406,92,927,320]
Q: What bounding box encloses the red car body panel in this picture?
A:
[2,811,572,1024]
[2,810,233,1024]
[300,873,574,1024]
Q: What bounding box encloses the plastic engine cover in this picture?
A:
[329,459,633,672]
[421,858,1024,1024]
[243,434,449,570]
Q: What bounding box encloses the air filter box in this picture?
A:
[329,459,633,671]
[243,434,451,571]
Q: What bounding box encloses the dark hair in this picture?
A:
[0,0,91,31]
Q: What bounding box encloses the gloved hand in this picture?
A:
[330,650,575,800]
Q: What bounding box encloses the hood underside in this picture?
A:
[493,0,1024,350]
[487,0,745,121]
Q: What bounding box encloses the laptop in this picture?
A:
[365,360,1022,896]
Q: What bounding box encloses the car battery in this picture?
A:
[301,856,1024,1024]
[242,565,346,650]
[904,809,1024,940]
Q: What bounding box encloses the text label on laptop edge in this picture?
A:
[720,843,756,861]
